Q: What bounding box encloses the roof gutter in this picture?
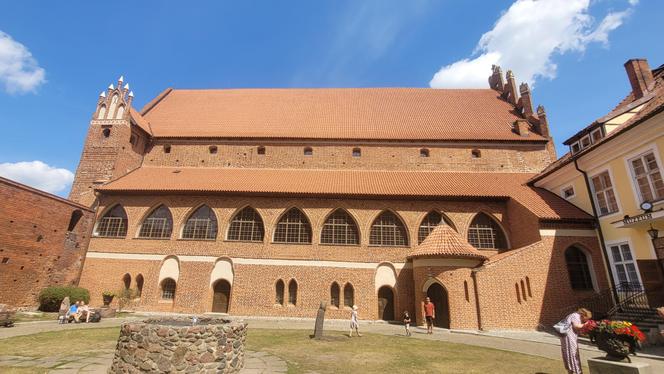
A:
[573,158,619,303]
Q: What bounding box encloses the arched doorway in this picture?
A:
[377,286,395,321]
[212,280,231,313]
[426,283,450,328]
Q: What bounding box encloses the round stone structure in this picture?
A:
[110,317,247,373]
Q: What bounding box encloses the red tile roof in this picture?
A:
[97,167,591,220]
[408,224,487,260]
[139,88,545,141]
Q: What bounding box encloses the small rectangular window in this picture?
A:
[629,151,664,203]
[257,146,266,155]
[562,186,575,199]
[352,148,361,157]
[591,171,619,215]
[580,135,591,149]
[571,142,581,154]
[590,128,603,144]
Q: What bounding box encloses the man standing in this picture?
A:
[423,297,435,334]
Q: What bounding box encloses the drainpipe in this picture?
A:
[574,158,619,303]
[471,270,483,330]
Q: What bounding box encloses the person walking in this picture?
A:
[558,308,592,374]
[403,310,412,336]
[423,297,436,334]
[349,305,362,337]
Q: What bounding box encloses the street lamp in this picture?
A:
[647,224,659,240]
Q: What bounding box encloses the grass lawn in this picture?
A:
[0,327,571,373]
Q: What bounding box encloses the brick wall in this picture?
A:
[142,142,552,173]
[0,177,95,307]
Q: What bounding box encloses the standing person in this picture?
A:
[423,297,436,334]
[402,310,412,336]
[559,308,592,374]
[349,305,362,337]
[58,296,70,324]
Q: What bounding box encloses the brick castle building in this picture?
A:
[70,70,609,329]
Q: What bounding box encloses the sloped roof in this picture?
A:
[408,224,487,260]
[97,167,592,221]
[129,108,152,135]
[139,88,546,141]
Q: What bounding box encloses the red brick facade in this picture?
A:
[0,177,95,307]
[71,75,609,330]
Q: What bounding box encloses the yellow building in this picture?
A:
[532,59,664,306]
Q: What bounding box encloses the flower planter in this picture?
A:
[103,295,114,306]
[593,332,637,362]
[583,320,645,363]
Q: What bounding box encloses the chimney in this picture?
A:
[514,119,529,137]
[518,82,534,117]
[624,59,654,99]
[535,105,550,138]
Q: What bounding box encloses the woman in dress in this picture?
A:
[560,308,592,374]
[349,305,362,337]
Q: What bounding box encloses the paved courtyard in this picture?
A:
[1,315,663,373]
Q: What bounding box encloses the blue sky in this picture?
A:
[0,0,662,196]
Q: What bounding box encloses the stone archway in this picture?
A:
[212,279,231,313]
[426,282,450,328]
[377,286,395,321]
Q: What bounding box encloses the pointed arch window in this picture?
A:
[321,209,359,245]
[565,246,594,290]
[330,282,340,308]
[275,279,285,305]
[274,208,312,244]
[182,205,218,240]
[344,283,354,308]
[467,213,507,250]
[288,279,298,306]
[122,273,131,290]
[418,211,455,244]
[95,205,128,238]
[138,205,173,239]
[227,207,264,242]
[97,105,107,119]
[369,211,408,246]
[136,274,144,297]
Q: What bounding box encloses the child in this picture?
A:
[403,310,412,336]
[349,305,362,337]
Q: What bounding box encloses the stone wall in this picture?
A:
[110,317,247,373]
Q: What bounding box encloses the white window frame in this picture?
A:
[561,184,576,200]
[624,144,664,206]
[590,128,603,144]
[589,169,621,217]
[571,142,581,154]
[605,239,643,287]
[580,135,591,149]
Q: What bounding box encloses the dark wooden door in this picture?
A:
[637,259,664,307]
[212,280,231,313]
[427,283,450,328]
[377,286,395,321]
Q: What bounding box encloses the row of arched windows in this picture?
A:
[275,279,298,306]
[95,205,509,250]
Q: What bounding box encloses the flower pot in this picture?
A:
[103,295,114,306]
[594,332,636,362]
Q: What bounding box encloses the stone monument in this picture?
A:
[313,301,326,339]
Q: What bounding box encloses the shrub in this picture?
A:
[38,286,90,312]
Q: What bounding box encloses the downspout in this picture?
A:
[471,269,483,330]
[574,158,619,302]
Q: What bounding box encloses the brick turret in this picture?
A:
[69,77,147,206]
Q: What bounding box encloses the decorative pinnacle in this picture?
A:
[99,91,106,98]
[118,75,124,83]
[123,83,129,90]
[108,84,114,90]
[537,105,546,114]
[128,91,134,97]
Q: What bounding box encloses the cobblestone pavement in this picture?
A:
[0,351,286,373]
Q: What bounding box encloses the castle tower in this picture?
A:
[69,77,147,207]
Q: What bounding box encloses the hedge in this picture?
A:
[38,286,90,312]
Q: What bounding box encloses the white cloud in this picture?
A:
[0,161,74,195]
[430,0,636,88]
[0,31,46,94]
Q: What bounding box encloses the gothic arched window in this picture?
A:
[369,211,408,246]
[274,208,312,244]
[467,213,507,250]
[227,207,264,242]
[565,246,594,290]
[321,209,359,245]
[418,211,455,244]
[95,205,128,238]
[161,278,176,300]
[330,282,340,308]
[182,205,218,240]
[138,205,173,239]
[288,279,298,306]
[344,283,355,308]
[275,279,285,305]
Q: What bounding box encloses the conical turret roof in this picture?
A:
[409,224,488,260]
